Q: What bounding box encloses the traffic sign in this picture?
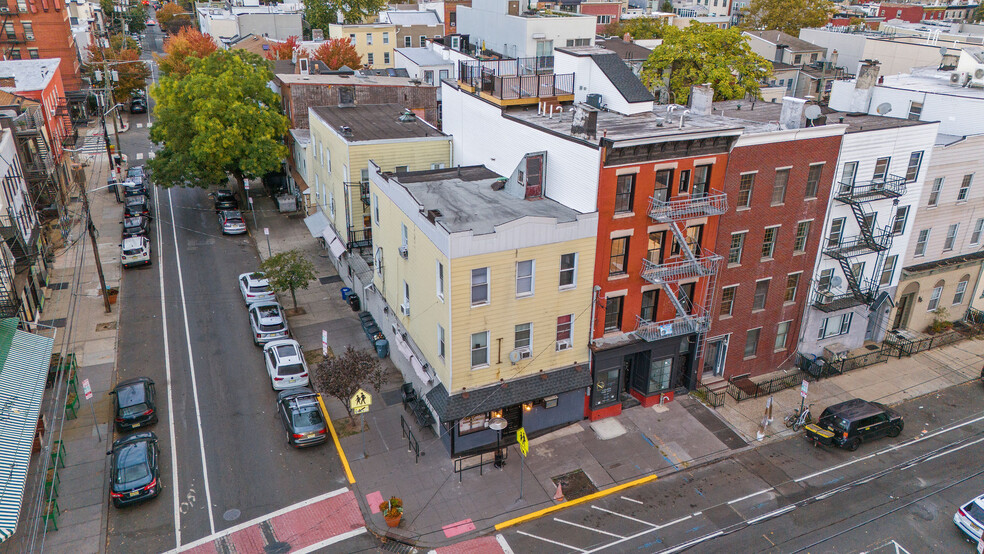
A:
[82,378,93,400]
[800,380,809,398]
[322,330,328,357]
[350,388,372,411]
[243,179,250,190]
[516,427,529,457]
[263,227,269,236]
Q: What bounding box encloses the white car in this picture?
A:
[248,302,289,345]
[263,339,310,390]
[954,493,984,541]
[238,272,276,304]
[121,236,151,268]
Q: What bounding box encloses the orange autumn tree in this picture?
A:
[156,27,218,78]
[265,36,307,61]
[312,38,362,70]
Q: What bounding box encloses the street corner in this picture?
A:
[431,534,507,554]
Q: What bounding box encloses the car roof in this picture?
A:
[268,341,302,362]
[241,271,267,283]
[221,210,243,218]
[122,236,146,248]
[252,301,281,311]
[114,379,149,406]
[217,189,234,196]
[823,399,886,420]
[277,386,315,401]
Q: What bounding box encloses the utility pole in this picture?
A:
[80,183,113,314]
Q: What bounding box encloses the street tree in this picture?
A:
[739,0,836,37]
[640,23,772,104]
[148,51,289,190]
[258,249,316,309]
[266,36,307,61]
[156,3,193,35]
[85,41,151,102]
[603,17,668,40]
[313,346,384,422]
[303,0,335,35]
[312,38,362,70]
[304,0,385,27]
[155,27,218,78]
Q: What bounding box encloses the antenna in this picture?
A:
[875,102,892,115]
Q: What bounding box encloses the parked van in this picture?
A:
[121,236,151,268]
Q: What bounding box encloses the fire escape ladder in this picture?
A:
[691,261,718,382]
[836,257,866,301]
[660,281,689,318]
[849,202,876,248]
[667,222,698,265]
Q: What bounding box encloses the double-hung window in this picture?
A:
[905,152,923,183]
[761,226,779,259]
[556,315,573,350]
[793,221,811,253]
[805,164,823,198]
[609,237,629,276]
[516,260,534,296]
[728,232,746,264]
[772,169,789,205]
[614,174,635,213]
[514,323,532,357]
[604,296,623,332]
[471,332,489,367]
[928,178,943,206]
[914,229,930,256]
[958,174,973,201]
[471,268,489,305]
[737,173,754,208]
[559,253,577,288]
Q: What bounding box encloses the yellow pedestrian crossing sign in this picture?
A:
[350,388,372,414]
[517,427,529,457]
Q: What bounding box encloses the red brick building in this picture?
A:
[702,101,846,383]
[877,3,924,23]
[444,0,471,36]
[0,0,82,91]
[578,1,621,33]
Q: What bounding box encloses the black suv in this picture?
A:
[805,399,903,451]
[121,215,149,238]
[111,377,158,431]
[214,189,238,211]
[108,432,161,507]
[125,195,151,218]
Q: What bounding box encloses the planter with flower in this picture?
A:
[380,496,403,527]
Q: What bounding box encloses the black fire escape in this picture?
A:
[344,180,372,250]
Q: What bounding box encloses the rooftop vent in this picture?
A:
[340,125,353,137]
[398,109,417,122]
[425,209,443,222]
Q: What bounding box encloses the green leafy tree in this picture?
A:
[304,0,336,34]
[85,40,151,102]
[973,4,983,22]
[157,3,193,35]
[258,249,316,309]
[148,51,289,191]
[640,23,772,104]
[660,0,672,12]
[739,0,836,37]
[603,17,668,40]
[305,0,384,27]
[312,346,384,422]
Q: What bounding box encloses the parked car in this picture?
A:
[108,432,161,508]
[248,302,288,345]
[954,493,984,541]
[110,377,158,431]
[130,97,147,114]
[239,272,276,304]
[124,194,151,218]
[263,339,310,390]
[804,399,903,451]
[121,236,151,268]
[146,19,156,26]
[126,167,146,186]
[218,210,246,235]
[122,215,149,238]
[276,387,327,447]
[213,189,239,212]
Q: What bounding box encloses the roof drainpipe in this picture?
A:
[589,285,601,348]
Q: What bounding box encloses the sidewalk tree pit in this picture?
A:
[312,346,383,422]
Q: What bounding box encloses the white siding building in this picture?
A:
[456,0,596,58]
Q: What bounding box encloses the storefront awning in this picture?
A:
[303,210,329,239]
[321,225,346,260]
[0,318,55,542]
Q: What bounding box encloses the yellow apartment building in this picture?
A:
[367,161,598,456]
[306,104,450,259]
[328,23,399,68]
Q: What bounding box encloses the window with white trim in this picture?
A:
[471,267,489,305]
[958,174,973,201]
[556,314,573,350]
[775,321,791,350]
[516,260,534,296]
[944,223,959,251]
[819,312,852,339]
[438,324,445,359]
[372,193,379,224]
[971,219,984,245]
[436,261,444,300]
[514,323,532,357]
[954,280,968,305]
[928,178,943,206]
[559,253,577,288]
[928,284,943,311]
[471,331,489,368]
[915,229,930,256]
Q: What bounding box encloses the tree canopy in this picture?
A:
[739,0,836,37]
[312,346,383,422]
[312,38,362,70]
[640,23,772,104]
[155,27,218,79]
[259,249,316,309]
[266,36,307,61]
[303,0,335,35]
[156,3,193,35]
[602,17,668,40]
[304,0,385,28]
[85,40,151,102]
[148,51,289,190]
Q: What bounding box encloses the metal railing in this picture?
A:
[648,190,728,222]
[965,307,984,326]
[400,414,422,463]
[453,447,507,482]
[458,57,554,83]
[810,278,878,312]
[822,227,893,259]
[692,383,726,407]
[346,227,371,249]
[640,249,721,285]
[726,372,803,402]
[634,308,709,342]
[461,69,575,101]
[884,326,972,357]
[833,175,906,203]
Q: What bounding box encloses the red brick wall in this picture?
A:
[877,4,923,23]
[578,3,621,34]
[707,134,843,380]
[444,0,471,36]
[3,1,82,91]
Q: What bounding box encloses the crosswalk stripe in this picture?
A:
[136,153,144,160]
[136,123,143,129]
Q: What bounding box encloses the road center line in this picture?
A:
[156,186,182,549]
[516,530,588,553]
[168,189,216,536]
[727,488,773,505]
[592,505,659,527]
[555,518,625,538]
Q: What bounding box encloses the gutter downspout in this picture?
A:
[588,285,601,408]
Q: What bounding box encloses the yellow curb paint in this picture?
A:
[318,394,356,484]
[494,474,658,531]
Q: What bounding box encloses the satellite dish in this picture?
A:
[508,350,522,364]
[831,276,843,288]
[805,105,822,120]
[875,102,892,115]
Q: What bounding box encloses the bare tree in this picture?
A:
[312,346,383,422]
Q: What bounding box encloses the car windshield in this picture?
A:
[120,402,149,417]
[289,405,323,429]
[124,218,142,227]
[278,363,305,376]
[966,500,984,523]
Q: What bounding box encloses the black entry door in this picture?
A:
[503,404,522,436]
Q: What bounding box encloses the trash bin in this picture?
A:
[340,287,352,300]
[348,294,361,311]
[375,339,389,359]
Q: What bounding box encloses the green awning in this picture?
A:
[0,318,54,542]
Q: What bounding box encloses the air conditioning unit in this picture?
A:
[508,347,531,364]
[951,71,968,86]
[398,246,409,259]
[400,302,410,316]
[817,290,834,305]
[970,67,984,88]
[555,339,572,351]
[823,343,849,361]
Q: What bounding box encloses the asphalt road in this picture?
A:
[501,382,984,553]
[105,19,367,553]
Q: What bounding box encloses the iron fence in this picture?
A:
[884,326,971,357]
[693,383,726,407]
[726,372,803,402]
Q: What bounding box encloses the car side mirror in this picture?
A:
[106,451,112,456]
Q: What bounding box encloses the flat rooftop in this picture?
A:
[277,73,425,86]
[712,99,932,133]
[391,166,581,234]
[310,104,444,141]
[876,66,984,100]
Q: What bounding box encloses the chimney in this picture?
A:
[779,96,807,130]
[688,84,713,116]
[312,28,324,41]
[0,76,15,88]
[774,44,788,64]
[623,32,631,42]
[849,59,881,113]
[571,105,598,140]
[829,49,839,67]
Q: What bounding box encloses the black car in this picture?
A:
[277,387,328,448]
[805,398,903,451]
[121,215,149,238]
[130,97,147,114]
[111,377,158,431]
[125,195,151,218]
[126,167,147,188]
[214,189,238,212]
[108,432,161,507]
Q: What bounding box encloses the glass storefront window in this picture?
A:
[592,367,620,407]
[647,358,672,393]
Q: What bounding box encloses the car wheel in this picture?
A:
[887,422,903,437]
[847,438,861,451]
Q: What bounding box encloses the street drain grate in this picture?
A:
[380,536,417,553]
[95,322,117,332]
[866,344,881,351]
[552,469,598,501]
[319,275,342,285]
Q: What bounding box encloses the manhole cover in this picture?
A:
[96,322,117,332]
[551,469,598,501]
[223,508,241,521]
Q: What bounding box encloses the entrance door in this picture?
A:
[622,355,634,397]
[893,293,913,330]
[702,336,728,379]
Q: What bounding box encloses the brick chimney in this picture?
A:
[0,76,16,88]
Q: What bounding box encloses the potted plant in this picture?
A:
[379,496,403,527]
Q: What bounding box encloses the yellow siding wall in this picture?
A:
[328,24,398,68]
[448,239,596,391]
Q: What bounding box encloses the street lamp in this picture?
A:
[489,417,507,469]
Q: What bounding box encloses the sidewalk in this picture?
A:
[716,334,984,444]
[245,192,751,549]
[1,138,124,553]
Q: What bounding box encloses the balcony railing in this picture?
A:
[811,279,878,312]
[822,227,893,259]
[833,175,906,204]
[648,190,728,222]
[458,57,554,83]
[640,249,721,285]
[634,309,709,342]
[346,227,372,250]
